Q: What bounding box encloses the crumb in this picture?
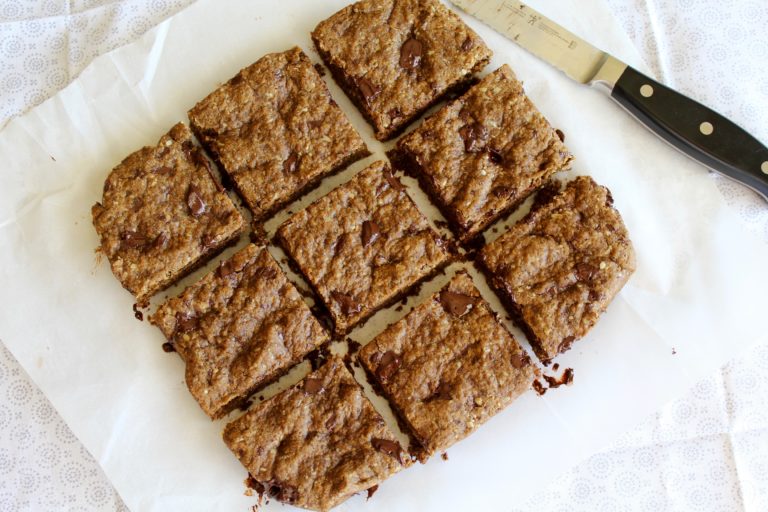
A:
[366,484,378,500]
[552,363,560,371]
[672,347,677,355]
[532,379,547,396]
[441,452,449,461]
[132,303,143,321]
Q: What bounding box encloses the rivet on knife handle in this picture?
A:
[610,66,768,200]
[449,0,768,201]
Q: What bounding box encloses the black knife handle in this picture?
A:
[611,66,768,200]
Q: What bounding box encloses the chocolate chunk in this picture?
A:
[132,303,143,321]
[330,291,361,316]
[387,107,403,121]
[558,335,576,354]
[174,312,199,333]
[366,484,379,500]
[229,73,244,86]
[588,289,600,302]
[461,36,474,51]
[425,381,451,401]
[542,368,574,389]
[283,152,299,174]
[313,62,326,76]
[361,220,381,247]
[218,259,238,278]
[152,232,169,250]
[488,148,504,165]
[510,352,529,369]
[399,38,423,70]
[332,234,347,257]
[161,342,176,353]
[555,128,565,142]
[253,266,278,281]
[575,262,597,282]
[371,438,403,464]
[265,480,298,504]
[439,290,476,317]
[357,77,381,105]
[303,377,324,394]
[552,363,560,371]
[376,351,401,382]
[458,122,488,152]
[120,230,148,249]
[563,368,574,386]
[154,166,174,175]
[187,185,207,217]
[532,379,547,396]
[384,170,405,192]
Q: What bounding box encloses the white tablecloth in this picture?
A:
[1,0,766,510]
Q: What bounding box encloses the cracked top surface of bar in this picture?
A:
[276,160,452,336]
[92,123,243,305]
[150,244,329,419]
[391,65,573,242]
[312,0,491,140]
[223,357,408,512]
[479,176,636,364]
[359,271,534,460]
[188,47,368,222]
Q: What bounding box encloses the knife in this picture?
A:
[450,0,768,201]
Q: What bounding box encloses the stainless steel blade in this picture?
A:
[450,0,625,87]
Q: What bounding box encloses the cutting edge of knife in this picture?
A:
[449,0,627,89]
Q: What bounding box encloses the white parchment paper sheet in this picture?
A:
[0,0,766,510]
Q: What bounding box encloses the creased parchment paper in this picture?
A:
[0,0,766,510]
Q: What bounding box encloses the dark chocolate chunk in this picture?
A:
[254,266,278,281]
[361,220,381,247]
[132,303,143,321]
[510,352,528,369]
[357,77,381,105]
[330,291,361,316]
[458,122,488,153]
[555,129,565,142]
[425,380,451,401]
[120,230,148,249]
[371,437,403,464]
[366,484,379,500]
[161,342,176,353]
[283,153,299,174]
[439,289,476,317]
[303,377,324,394]
[487,148,504,165]
[229,73,245,86]
[384,170,405,192]
[574,262,597,282]
[174,312,199,333]
[266,480,298,504]
[152,232,169,250]
[376,351,401,382]
[399,38,423,70]
[187,185,207,217]
[558,335,576,354]
[461,36,474,51]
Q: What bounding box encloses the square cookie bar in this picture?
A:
[224,357,409,512]
[312,0,492,141]
[389,65,573,243]
[275,161,452,336]
[92,123,243,305]
[358,271,534,461]
[478,177,636,364]
[150,244,329,419]
[188,47,369,222]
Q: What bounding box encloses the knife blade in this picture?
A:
[450,0,768,201]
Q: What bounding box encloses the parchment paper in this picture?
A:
[0,0,766,510]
